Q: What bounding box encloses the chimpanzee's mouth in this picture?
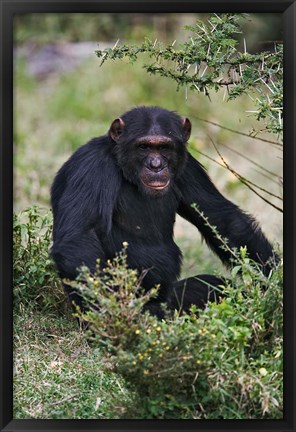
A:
[143,180,170,190]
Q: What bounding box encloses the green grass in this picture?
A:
[14,307,134,419]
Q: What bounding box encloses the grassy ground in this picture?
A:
[13,22,283,418]
[14,306,133,419]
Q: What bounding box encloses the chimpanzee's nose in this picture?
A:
[149,156,162,171]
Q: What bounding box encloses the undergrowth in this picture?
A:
[13,206,283,419]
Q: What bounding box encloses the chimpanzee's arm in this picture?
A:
[176,153,274,272]
[51,137,121,279]
[51,229,106,280]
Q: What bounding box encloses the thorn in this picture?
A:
[112,39,120,50]
[194,33,206,43]
[269,77,278,91]
[200,65,208,78]
[260,77,274,94]
[208,20,218,33]
[214,13,222,21]
[246,92,254,102]
[223,85,227,102]
[207,43,211,57]
[208,19,217,32]
[278,111,282,127]
[195,23,208,36]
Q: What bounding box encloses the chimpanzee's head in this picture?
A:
[109,106,191,196]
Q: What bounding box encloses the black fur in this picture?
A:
[51,106,274,318]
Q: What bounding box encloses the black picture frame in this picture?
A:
[1,1,295,431]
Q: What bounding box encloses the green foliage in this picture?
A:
[13,207,133,419]
[73,245,283,419]
[13,206,282,419]
[13,206,63,310]
[70,244,160,351]
[96,13,283,136]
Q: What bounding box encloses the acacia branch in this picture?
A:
[219,143,280,179]
[193,116,282,146]
[194,139,282,212]
[207,137,282,212]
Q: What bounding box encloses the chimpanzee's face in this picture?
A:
[109,107,191,197]
[132,135,178,196]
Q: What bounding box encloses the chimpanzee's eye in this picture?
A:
[159,144,170,150]
[139,144,149,150]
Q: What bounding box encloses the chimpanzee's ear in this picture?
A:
[181,117,191,142]
[109,118,125,142]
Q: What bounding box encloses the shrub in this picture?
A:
[13,206,64,311]
[13,207,282,418]
[73,246,283,419]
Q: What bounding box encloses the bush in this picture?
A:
[13,206,282,419]
[13,206,64,311]
[73,245,283,419]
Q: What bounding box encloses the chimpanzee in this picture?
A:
[51,106,274,318]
